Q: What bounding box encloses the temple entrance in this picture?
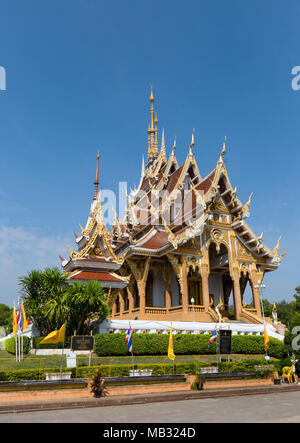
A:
[170,268,181,306]
[145,269,166,307]
[208,243,233,319]
[187,266,203,305]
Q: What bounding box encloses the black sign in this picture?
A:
[219,330,232,354]
[71,335,95,351]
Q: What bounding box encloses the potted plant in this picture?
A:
[90,371,108,398]
[191,374,204,390]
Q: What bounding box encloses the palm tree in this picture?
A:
[65,280,109,335]
[19,268,109,336]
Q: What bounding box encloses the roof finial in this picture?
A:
[221,136,226,158]
[172,136,176,154]
[93,151,100,200]
[189,129,195,154]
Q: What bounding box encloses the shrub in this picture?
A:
[94,333,284,358]
[0,358,281,382]
[5,336,30,355]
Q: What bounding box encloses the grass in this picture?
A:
[0,350,275,371]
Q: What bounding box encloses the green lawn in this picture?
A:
[0,350,274,371]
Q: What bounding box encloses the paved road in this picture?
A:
[1,391,300,423]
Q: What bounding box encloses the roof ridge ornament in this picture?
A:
[189,129,195,154]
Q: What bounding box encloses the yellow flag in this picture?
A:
[40,323,66,344]
[168,325,175,361]
[264,327,269,351]
[22,304,28,331]
[13,306,17,335]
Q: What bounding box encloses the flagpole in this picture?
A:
[60,322,67,379]
[14,302,17,362]
[130,322,134,372]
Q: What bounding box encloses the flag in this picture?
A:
[22,303,28,331]
[125,325,133,354]
[13,304,17,335]
[16,301,23,333]
[40,323,66,344]
[168,325,175,361]
[264,327,270,351]
[207,329,218,349]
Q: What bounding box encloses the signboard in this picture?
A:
[66,352,77,368]
[71,335,95,351]
[219,330,232,354]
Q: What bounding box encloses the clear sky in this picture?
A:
[0,0,299,307]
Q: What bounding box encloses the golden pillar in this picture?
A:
[200,264,210,311]
[119,290,125,314]
[181,259,189,314]
[137,281,146,316]
[163,264,172,310]
[250,265,262,318]
[126,282,134,313]
[232,267,242,320]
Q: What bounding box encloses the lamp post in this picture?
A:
[191,297,195,323]
[254,280,268,360]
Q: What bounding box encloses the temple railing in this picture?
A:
[188,305,205,312]
[145,307,167,315]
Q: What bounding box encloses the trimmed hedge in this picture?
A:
[5,337,30,355]
[0,358,280,381]
[94,333,284,359]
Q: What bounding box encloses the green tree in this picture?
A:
[0,304,12,332]
[65,280,109,335]
[18,267,69,335]
[18,267,109,336]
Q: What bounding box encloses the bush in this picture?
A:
[5,336,30,355]
[94,333,284,358]
[0,358,281,382]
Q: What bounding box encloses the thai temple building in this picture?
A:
[61,88,285,335]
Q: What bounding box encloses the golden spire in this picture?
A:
[93,151,100,200]
[150,86,154,130]
[147,86,159,162]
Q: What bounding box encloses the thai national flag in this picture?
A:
[207,329,217,348]
[16,302,23,332]
[125,326,133,354]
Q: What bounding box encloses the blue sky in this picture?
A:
[0,0,299,307]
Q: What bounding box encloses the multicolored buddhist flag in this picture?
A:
[168,324,175,361]
[40,322,66,344]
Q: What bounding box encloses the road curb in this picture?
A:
[1,384,300,414]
